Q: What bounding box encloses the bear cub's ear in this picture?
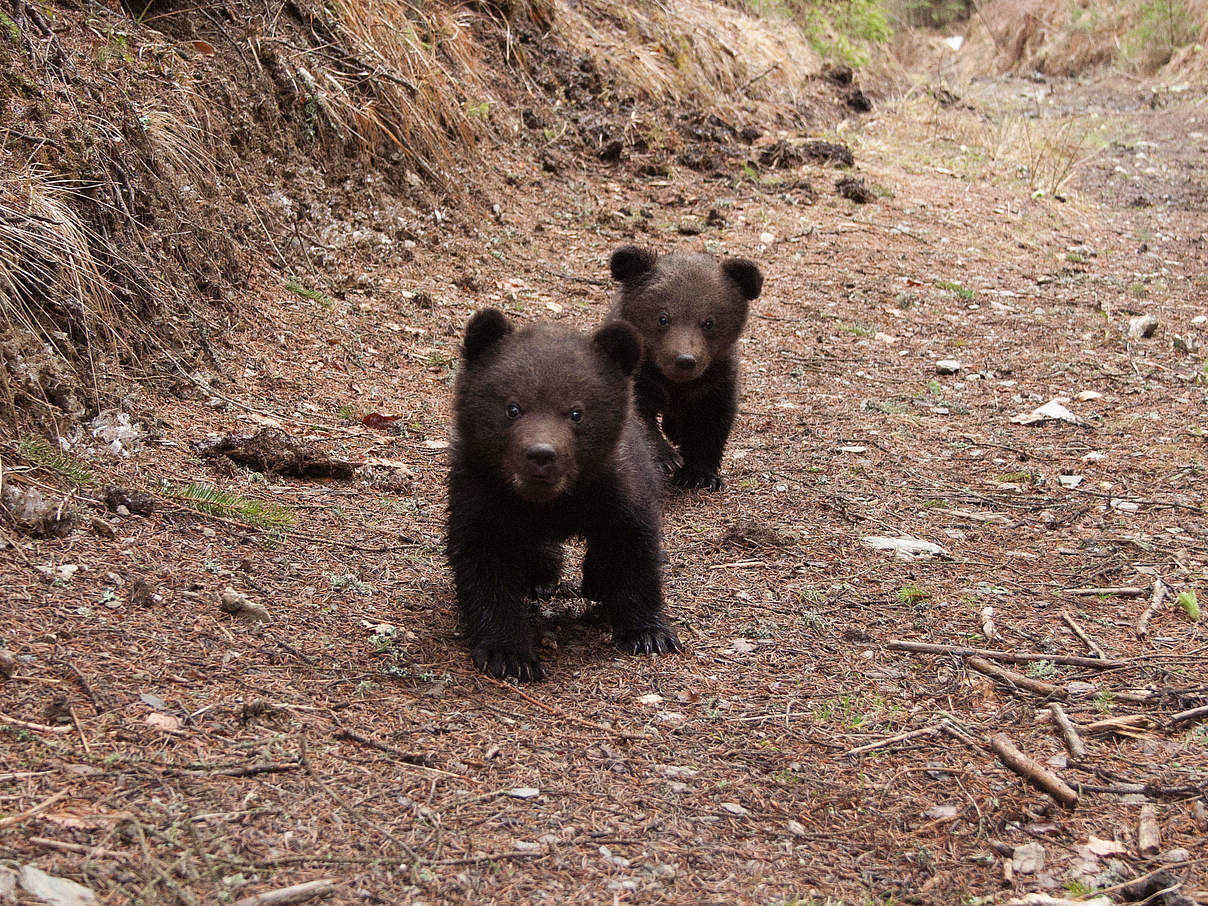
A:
[592,321,643,378]
[609,245,657,283]
[462,308,513,365]
[723,258,764,301]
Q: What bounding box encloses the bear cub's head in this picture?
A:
[453,309,642,504]
[609,246,763,383]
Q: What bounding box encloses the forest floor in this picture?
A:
[2,65,1207,906]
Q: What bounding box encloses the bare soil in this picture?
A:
[2,65,1207,906]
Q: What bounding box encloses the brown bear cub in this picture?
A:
[446,309,681,681]
[608,245,764,491]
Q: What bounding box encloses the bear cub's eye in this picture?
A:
[702,317,715,330]
[657,314,669,327]
[569,408,583,423]
[506,403,522,419]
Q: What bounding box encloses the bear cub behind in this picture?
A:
[608,245,763,491]
[446,309,680,681]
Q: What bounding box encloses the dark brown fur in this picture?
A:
[608,246,763,491]
[446,309,680,681]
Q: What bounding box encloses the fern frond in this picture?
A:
[17,434,96,487]
[168,482,296,531]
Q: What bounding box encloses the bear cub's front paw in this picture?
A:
[614,624,682,656]
[472,644,545,681]
[673,464,723,491]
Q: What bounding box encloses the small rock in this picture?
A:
[1128,314,1158,339]
[1058,474,1083,488]
[759,231,776,245]
[1158,848,1190,863]
[19,865,98,906]
[1074,389,1102,401]
[0,866,15,897]
[786,819,807,836]
[935,359,961,374]
[511,840,542,853]
[508,787,540,799]
[720,802,748,817]
[1012,842,1045,874]
[924,804,959,820]
[89,516,116,539]
[219,588,271,624]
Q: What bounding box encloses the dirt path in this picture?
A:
[2,73,1206,905]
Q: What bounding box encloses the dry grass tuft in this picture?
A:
[0,166,130,386]
[138,90,215,184]
[313,0,495,179]
[555,0,822,110]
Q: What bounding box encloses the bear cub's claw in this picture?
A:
[472,645,546,682]
[673,465,723,492]
[614,625,682,656]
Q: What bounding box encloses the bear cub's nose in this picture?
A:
[525,444,557,468]
[674,354,697,371]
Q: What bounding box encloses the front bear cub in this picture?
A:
[608,245,763,491]
[446,309,681,681]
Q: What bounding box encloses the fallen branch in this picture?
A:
[887,640,1123,669]
[1084,714,1153,735]
[966,656,1065,698]
[1066,586,1147,597]
[989,733,1079,809]
[844,723,946,757]
[0,789,69,829]
[233,879,336,906]
[1061,611,1107,660]
[1136,579,1171,639]
[1047,703,1086,761]
[1169,704,1208,726]
[187,761,304,778]
[1073,781,1204,798]
[334,728,463,777]
[0,712,73,734]
[30,836,129,861]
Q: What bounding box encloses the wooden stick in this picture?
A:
[0,789,69,829]
[966,656,1065,698]
[988,733,1078,809]
[1136,579,1169,639]
[1047,703,1087,760]
[844,723,945,756]
[887,640,1124,669]
[1169,704,1208,726]
[1084,714,1153,735]
[233,880,336,906]
[1061,611,1107,659]
[29,836,129,861]
[1137,803,1160,856]
[1066,586,1148,597]
[0,712,73,734]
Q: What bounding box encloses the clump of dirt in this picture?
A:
[0,484,76,537]
[196,428,357,479]
[836,173,875,202]
[761,139,855,169]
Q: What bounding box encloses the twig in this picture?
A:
[0,712,74,734]
[1061,611,1107,659]
[739,62,780,94]
[887,640,1123,669]
[1047,703,1087,761]
[30,836,129,861]
[0,789,69,829]
[1136,579,1169,639]
[1169,704,1208,726]
[435,850,544,867]
[1066,586,1148,597]
[988,733,1078,808]
[966,656,1064,698]
[1073,781,1204,798]
[187,761,303,778]
[844,722,946,757]
[334,728,464,778]
[233,880,336,906]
